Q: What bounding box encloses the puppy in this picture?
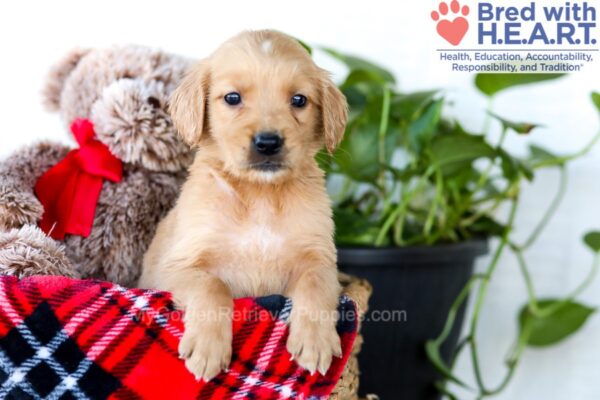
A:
[139,30,348,381]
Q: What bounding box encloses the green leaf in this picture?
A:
[340,71,389,116]
[518,160,534,181]
[391,90,439,121]
[296,39,312,55]
[500,150,534,181]
[334,120,379,181]
[475,73,565,97]
[342,86,369,124]
[499,151,519,181]
[322,47,396,83]
[334,91,398,182]
[519,160,534,181]
[469,215,506,237]
[445,166,481,191]
[440,120,470,137]
[592,92,600,113]
[333,208,383,246]
[408,99,444,153]
[530,145,558,162]
[584,231,600,252]
[430,133,496,175]
[481,179,502,197]
[519,300,595,347]
[341,69,388,88]
[315,149,333,172]
[335,115,397,182]
[528,144,565,168]
[383,164,419,182]
[488,112,541,134]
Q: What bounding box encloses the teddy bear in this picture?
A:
[0,45,194,287]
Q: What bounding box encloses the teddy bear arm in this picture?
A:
[0,141,71,229]
[0,225,77,278]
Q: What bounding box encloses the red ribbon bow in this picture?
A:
[35,119,123,240]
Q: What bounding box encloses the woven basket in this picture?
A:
[329,273,373,400]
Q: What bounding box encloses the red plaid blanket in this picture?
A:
[0,276,357,399]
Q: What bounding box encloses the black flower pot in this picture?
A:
[338,240,488,400]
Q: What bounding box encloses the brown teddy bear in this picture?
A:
[0,45,194,287]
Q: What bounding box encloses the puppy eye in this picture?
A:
[291,94,307,108]
[224,92,241,106]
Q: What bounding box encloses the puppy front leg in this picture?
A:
[166,265,233,381]
[286,258,342,375]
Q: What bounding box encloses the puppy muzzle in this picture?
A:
[252,132,283,156]
[249,132,285,172]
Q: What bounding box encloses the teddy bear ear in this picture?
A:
[42,48,90,112]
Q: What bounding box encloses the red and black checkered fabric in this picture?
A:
[0,276,357,399]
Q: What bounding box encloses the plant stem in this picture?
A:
[536,253,600,318]
[468,198,519,393]
[474,127,508,193]
[532,130,600,169]
[393,213,407,246]
[377,85,392,191]
[482,317,533,396]
[514,167,568,251]
[375,166,434,246]
[460,196,504,228]
[381,176,398,218]
[428,275,486,390]
[478,255,600,397]
[510,246,539,312]
[435,276,484,347]
[423,167,444,239]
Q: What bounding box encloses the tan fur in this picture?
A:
[140,30,348,381]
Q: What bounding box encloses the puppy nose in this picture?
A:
[253,132,283,156]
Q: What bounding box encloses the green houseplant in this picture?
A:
[315,45,600,399]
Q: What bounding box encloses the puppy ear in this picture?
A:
[169,62,210,146]
[320,73,348,154]
[42,48,90,112]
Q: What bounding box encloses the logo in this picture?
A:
[431,0,471,46]
[431,0,598,73]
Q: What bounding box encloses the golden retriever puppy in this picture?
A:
[139,30,348,382]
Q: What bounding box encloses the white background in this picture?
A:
[0,1,599,398]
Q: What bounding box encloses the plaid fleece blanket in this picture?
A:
[0,276,357,400]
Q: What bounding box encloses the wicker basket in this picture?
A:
[329,273,373,400]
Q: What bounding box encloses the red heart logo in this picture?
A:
[436,17,469,46]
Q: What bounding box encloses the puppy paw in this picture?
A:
[179,318,232,382]
[286,316,342,376]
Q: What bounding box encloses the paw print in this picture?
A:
[431,0,470,46]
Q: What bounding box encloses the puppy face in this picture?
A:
[170,31,347,182]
